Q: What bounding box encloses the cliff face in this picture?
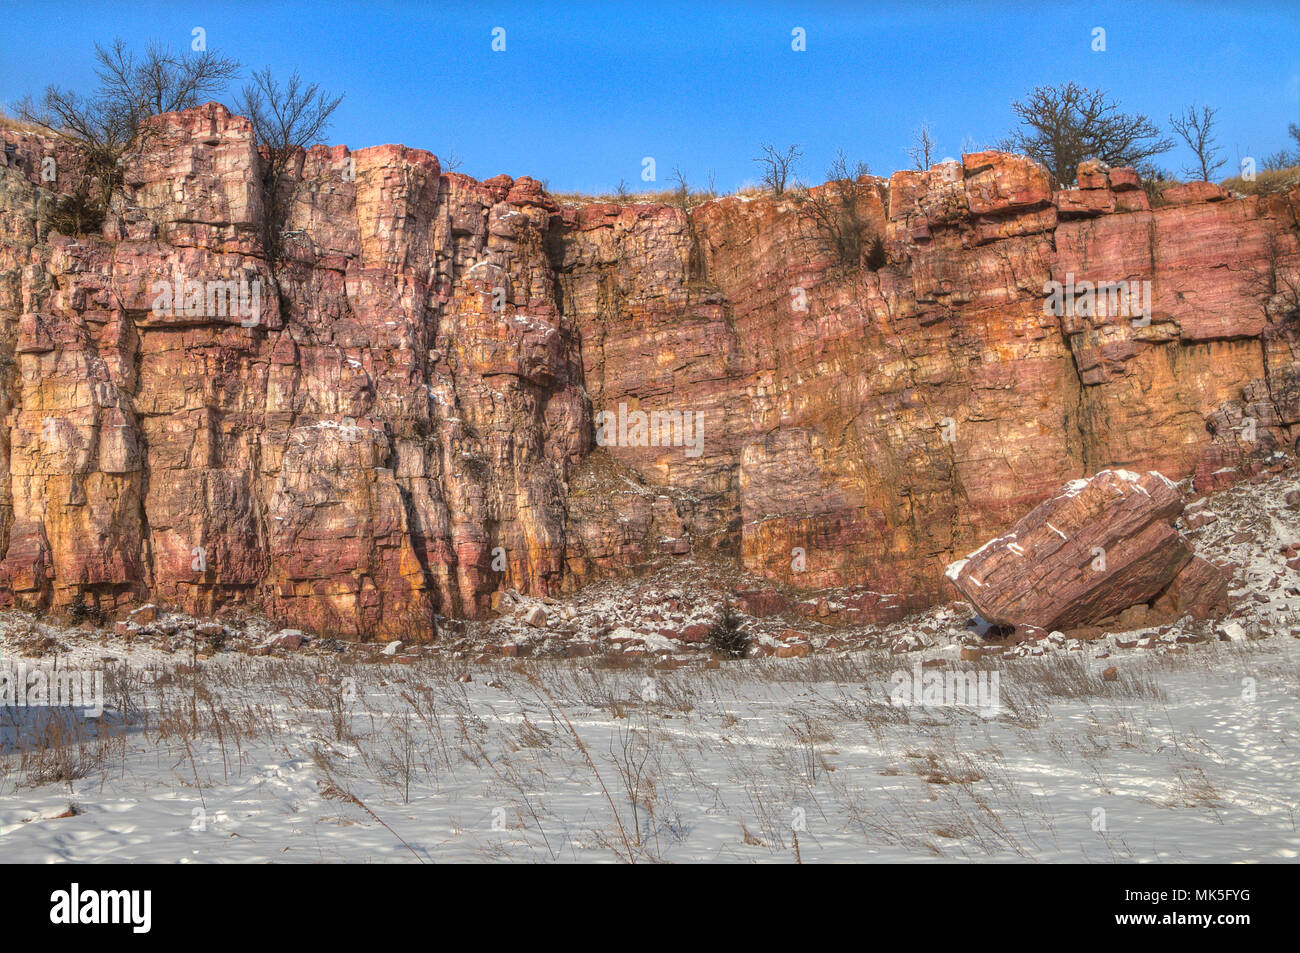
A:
[0,103,1296,639]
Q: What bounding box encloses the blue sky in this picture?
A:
[2,0,1297,192]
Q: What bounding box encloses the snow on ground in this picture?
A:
[2,639,1298,862]
[0,467,1297,862]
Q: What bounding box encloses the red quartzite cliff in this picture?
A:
[0,103,1296,638]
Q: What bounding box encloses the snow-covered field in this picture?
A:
[2,469,1298,863]
[2,635,1298,863]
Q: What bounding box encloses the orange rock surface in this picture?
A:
[0,104,1295,637]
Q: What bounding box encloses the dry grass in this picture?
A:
[548,186,715,208]
[1221,164,1300,195]
[1,707,127,790]
[3,633,1291,862]
[548,184,769,209]
[0,113,51,137]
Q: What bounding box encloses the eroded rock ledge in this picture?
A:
[0,103,1296,639]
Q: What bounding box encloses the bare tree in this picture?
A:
[754,143,802,195]
[792,151,875,268]
[20,38,239,143]
[999,82,1173,185]
[1263,149,1296,172]
[234,68,344,259]
[670,165,690,211]
[826,149,870,182]
[1170,104,1226,181]
[1282,123,1300,168]
[93,39,240,118]
[906,123,938,171]
[235,68,344,189]
[15,38,239,231]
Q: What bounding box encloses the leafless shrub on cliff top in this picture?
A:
[1265,123,1300,171]
[754,142,802,195]
[1225,124,1300,194]
[17,38,240,150]
[792,150,879,270]
[1263,150,1298,173]
[670,165,691,211]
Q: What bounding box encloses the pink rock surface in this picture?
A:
[0,109,1296,639]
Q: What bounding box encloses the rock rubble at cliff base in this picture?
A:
[5,462,1296,667]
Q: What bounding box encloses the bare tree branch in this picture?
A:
[906,124,937,171]
[235,68,344,179]
[1170,104,1225,181]
[233,67,344,262]
[754,143,802,195]
[792,151,876,269]
[1000,82,1173,185]
[14,37,240,233]
[93,39,239,118]
[669,165,690,211]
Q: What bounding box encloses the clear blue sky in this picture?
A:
[2,1,1297,192]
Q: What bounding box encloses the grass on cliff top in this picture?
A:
[0,112,50,137]
[1221,164,1300,196]
[548,184,768,209]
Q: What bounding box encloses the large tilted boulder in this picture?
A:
[945,470,1229,631]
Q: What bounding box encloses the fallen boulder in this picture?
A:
[1152,556,1230,621]
[945,469,1229,631]
[520,605,548,628]
[260,629,307,652]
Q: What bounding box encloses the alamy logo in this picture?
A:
[594,402,704,458]
[49,884,151,933]
[888,662,1000,716]
[151,275,262,327]
[1,661,103,717]
[1043,273,1152,327]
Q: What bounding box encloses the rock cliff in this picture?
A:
[0,103,1296,638]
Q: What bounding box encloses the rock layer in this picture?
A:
[0,105,1296,638]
